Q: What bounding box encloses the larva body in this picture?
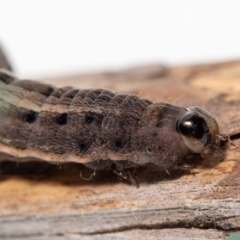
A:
[0,69,220,171]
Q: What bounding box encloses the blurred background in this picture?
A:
[1,0,240,78]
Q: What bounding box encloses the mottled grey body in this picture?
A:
[0,69,194,170]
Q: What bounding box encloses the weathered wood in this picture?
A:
[1,61,240,239]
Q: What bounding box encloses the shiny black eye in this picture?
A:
[178,114,208,139]
[177,110,212,153]
[177,106,219,154]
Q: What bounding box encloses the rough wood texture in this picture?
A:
[1,61,240,240]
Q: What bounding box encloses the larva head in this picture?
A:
[177,106,220,156]
[136,103,191,166]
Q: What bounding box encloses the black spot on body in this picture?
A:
[79,143,86,150]
[108,135,129,152]
[85,115,94,124]
[115,139,123,148]
[56,113,68,125]
[85,112,102,124]
[24,110,37,123]
[77,140,92,154]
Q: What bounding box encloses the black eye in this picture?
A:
[178,114,208,140]
[177,110,212,153]
[56,113,68,125]
[177,106,219,154]
[24,110,37,123]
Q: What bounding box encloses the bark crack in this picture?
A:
[61,216,239,236]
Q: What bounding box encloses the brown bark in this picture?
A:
[1,61,240,239]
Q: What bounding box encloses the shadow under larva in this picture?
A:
[0,68,226,184]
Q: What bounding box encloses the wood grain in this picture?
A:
[1,61,240,240]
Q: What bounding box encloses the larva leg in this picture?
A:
[111,164,139,187]
[79,170,96,181]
